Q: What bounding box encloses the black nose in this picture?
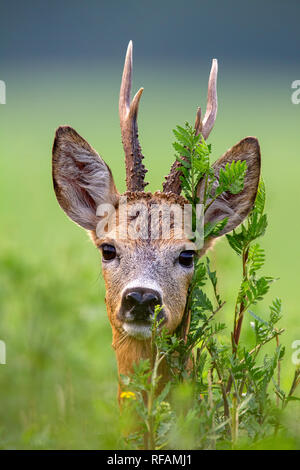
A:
[120,287,162,321]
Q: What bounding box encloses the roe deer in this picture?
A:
[52,41,260,397]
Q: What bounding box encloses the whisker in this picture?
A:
[115,330,129,349]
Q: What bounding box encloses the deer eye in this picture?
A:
[101,244,116,261]
[178,250,195,268]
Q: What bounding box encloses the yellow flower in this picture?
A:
[120,391,136,400]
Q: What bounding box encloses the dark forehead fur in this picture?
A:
[123,190,188,207]
[90,190,189,247]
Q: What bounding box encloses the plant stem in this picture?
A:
[227,246,249,394]
[231,393,238,447]
[283,369,300,408]
[233,247,249,350]
[238,328,285,365]
[207,369,216,449]
[147,348,159,450]
[207,345,230,420]
[276,331,281,407]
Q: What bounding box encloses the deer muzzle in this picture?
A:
[118,287,165,340]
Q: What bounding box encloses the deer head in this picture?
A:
[52,41,261,391]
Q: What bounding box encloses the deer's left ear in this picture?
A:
[52,126,119,230]
[197,137,261,237]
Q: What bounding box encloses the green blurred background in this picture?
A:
[0,0,299,449]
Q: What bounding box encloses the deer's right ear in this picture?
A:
[196,137,261,237]
[52,126,119,230]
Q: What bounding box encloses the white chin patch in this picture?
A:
[123,322,152,340]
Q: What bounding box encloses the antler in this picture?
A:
[119,41,148,192]
[163,59,218,195]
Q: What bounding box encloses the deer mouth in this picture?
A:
[123,319,153,340]
[122,309,166,340]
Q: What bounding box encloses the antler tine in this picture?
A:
[201,58,218,140]
[119,41,148,192]
[194,107,202,136]
[163,59,218,195]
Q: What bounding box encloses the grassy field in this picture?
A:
[0,59,299,449]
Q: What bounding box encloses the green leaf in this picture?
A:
[216,160,247,196]
[248,244,265,275]
[206,257,222,307]
[254,178,266,215]
[204,218,228,239]
[269,298,282,325]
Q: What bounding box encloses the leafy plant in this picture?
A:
[119,123,300,450]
